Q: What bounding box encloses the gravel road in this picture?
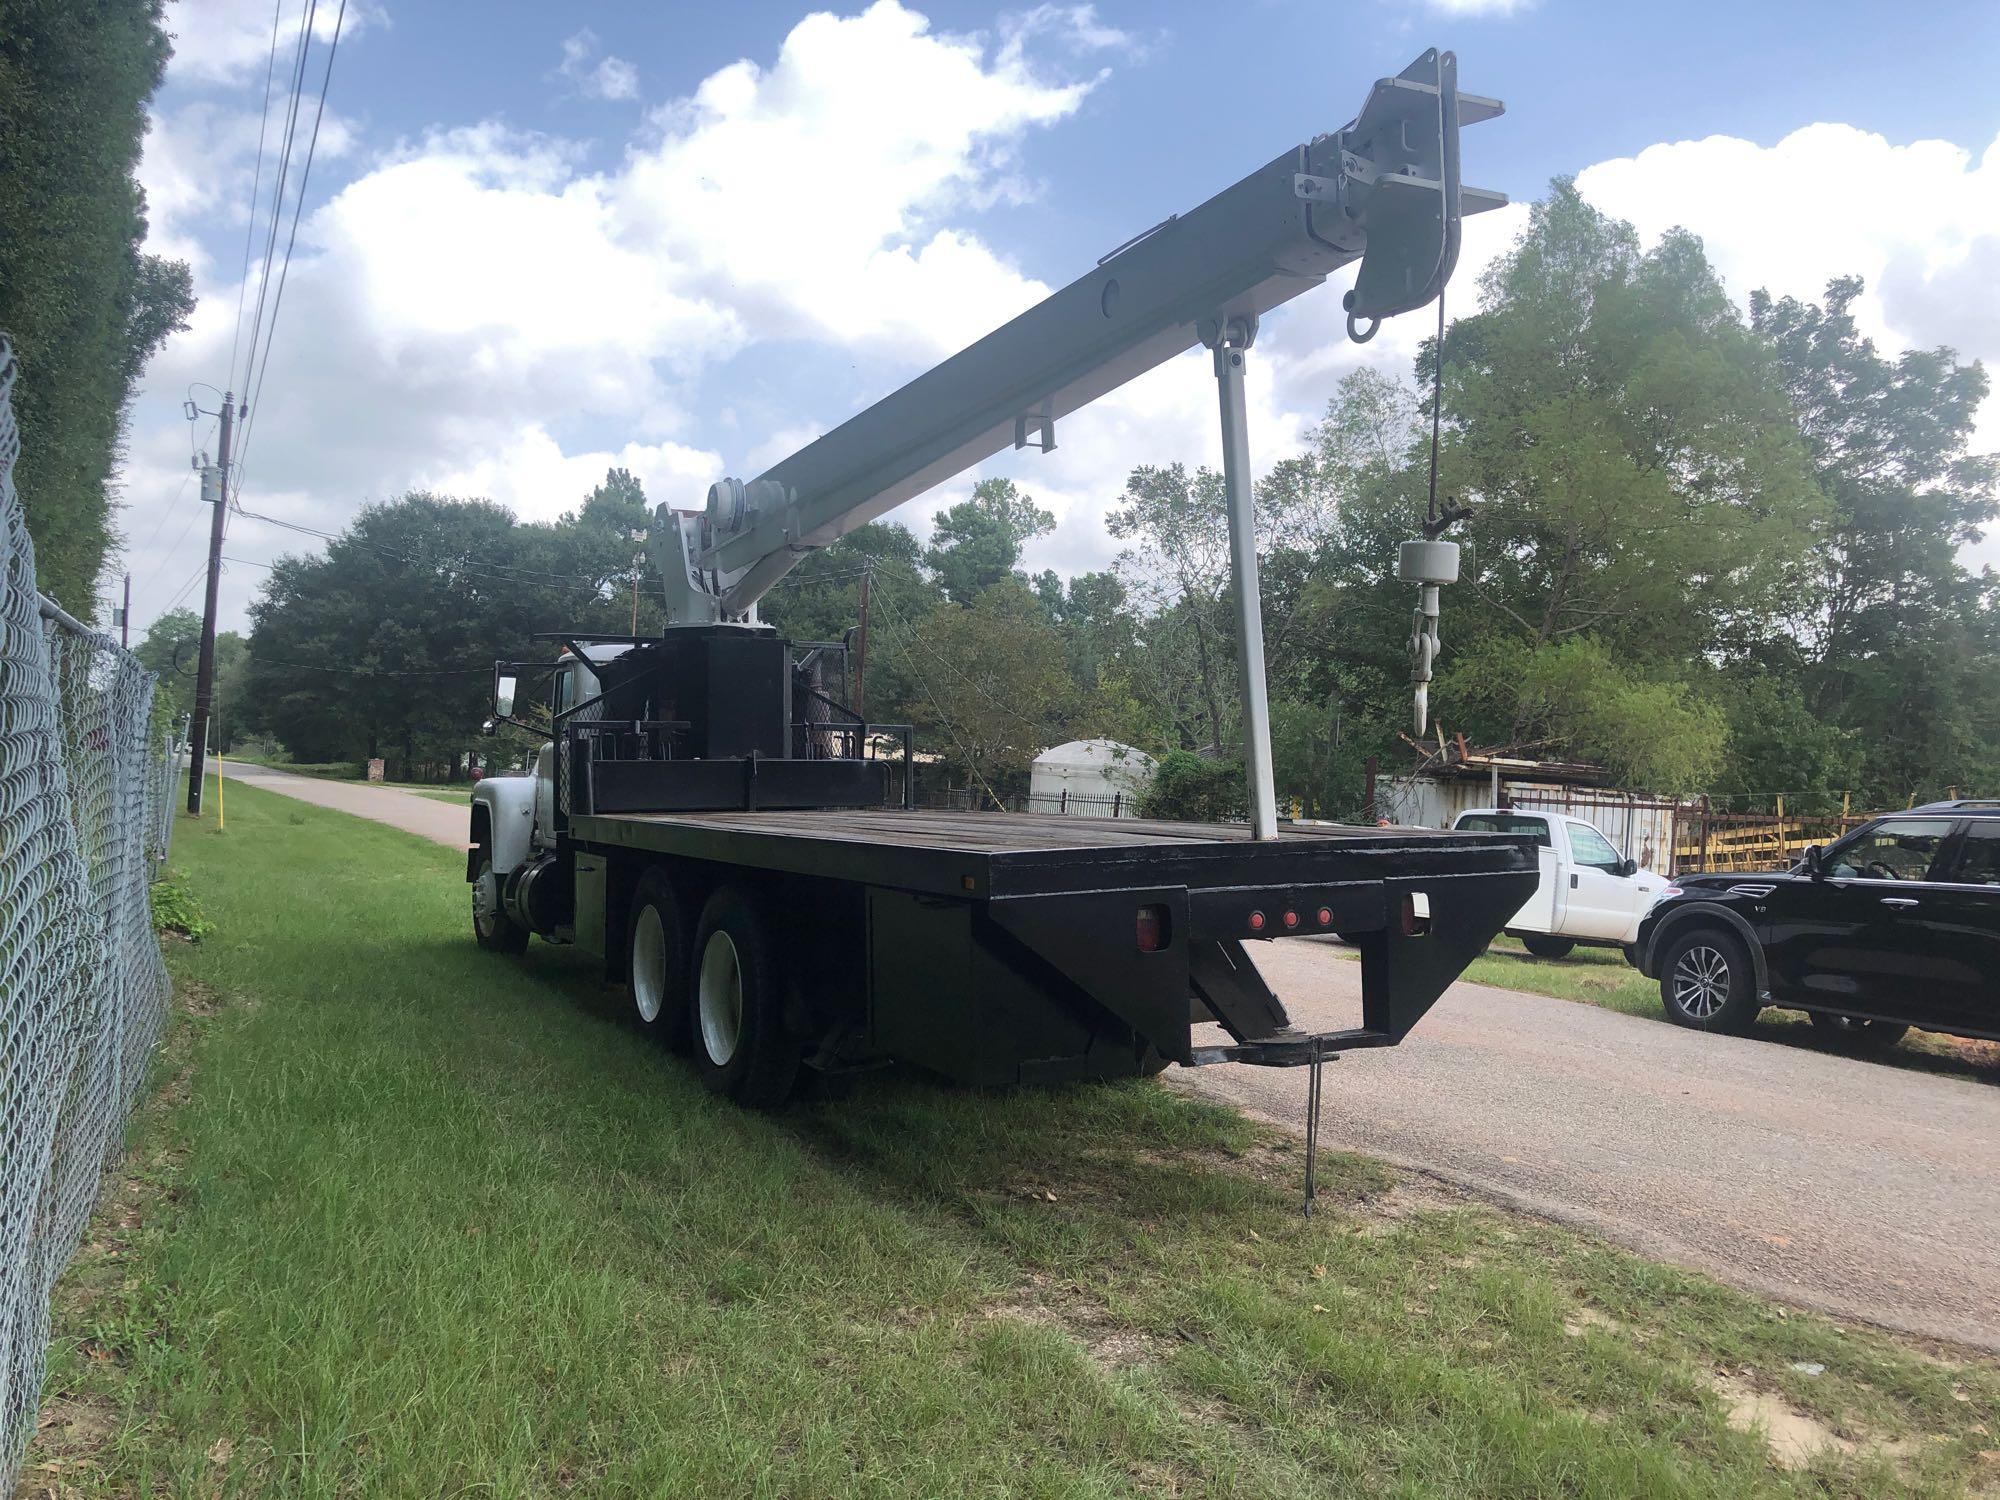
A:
[219,763,2000,1349]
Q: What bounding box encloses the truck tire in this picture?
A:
[1657,926,1759,1035]
[1807,1011,1909,1051]
[690,884,800,1108]
[1521,935,1575,960]
[628,869,690,1052]
[471,848,530,955]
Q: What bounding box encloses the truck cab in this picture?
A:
[1449,808,1666,959]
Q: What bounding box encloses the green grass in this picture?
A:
[1463,938,1658,1017]
[28,786,2000,1497]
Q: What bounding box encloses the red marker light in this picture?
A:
[1316,906,1333,927]
[1282,909,1299,930]
[1247,910,1266,932]
[1136,904,1168,953]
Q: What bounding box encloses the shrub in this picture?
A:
[1140,750,1245,823]
[149,871,210,941]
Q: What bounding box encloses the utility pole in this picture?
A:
[853,571,871,719]
[186,392,236,815]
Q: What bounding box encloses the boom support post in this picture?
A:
[1202,314,1278,840]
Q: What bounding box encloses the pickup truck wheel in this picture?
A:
[1808,1011,1909,1050]
[628,870,690,1051]
[690,885,799,1108]
[1521,935,1575,959]
[471,849,529,955]
[1658,927,1758,1035]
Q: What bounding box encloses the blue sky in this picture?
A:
[119,0,2000,632]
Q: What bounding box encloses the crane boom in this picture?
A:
[656,48,1503,623]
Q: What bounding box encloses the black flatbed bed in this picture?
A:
[569,807,1530,900]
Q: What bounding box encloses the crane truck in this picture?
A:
[469,49,1537,1116]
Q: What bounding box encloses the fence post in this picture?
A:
[1113,791,1122,818]
[1699,794,1711,873]
[1059,787,1067,814]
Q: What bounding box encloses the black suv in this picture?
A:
[1634,803,2000,1049]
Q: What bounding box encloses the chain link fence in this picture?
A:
[0,338,175,1490]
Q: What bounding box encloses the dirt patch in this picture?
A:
[1349,1175,1471,1238]
[1563,1306,1624,1339]
[17,1394,120,1496]
[1709,1372,1854,1469]
[982,1280,1161,1373]
[176,980,221,1018]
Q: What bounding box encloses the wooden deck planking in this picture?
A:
[599,807,1455,858]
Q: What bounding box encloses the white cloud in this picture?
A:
[558,30,640,102]
[998,4,1135,63]
[1405,0,1534,15]
[163,0,385,88]
[123,0,1105,630]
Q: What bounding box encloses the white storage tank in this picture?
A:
[1028,739,1156,817]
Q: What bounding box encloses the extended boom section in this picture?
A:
[657,48,1503,623]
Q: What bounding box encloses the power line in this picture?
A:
[238,0,348,483]
[249,658,492,677]
[236,0,316,427]
[229,505,625,591]
[228,0,285,393]
[158,560,210,617]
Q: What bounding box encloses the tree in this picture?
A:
[884,580,1077,800]
[240,492,613,772]
[1437,635,1727,793]
[1441,182,1822,682]
[0,0,194,613]
[1751,276,1999,800]
[1106,464,1237,753]
[924,477,1054,605]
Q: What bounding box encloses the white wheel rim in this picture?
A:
[632,905,667,1024]
[473,863,500,936]
[698,929,744,1066]
[1672,945,1730,1018]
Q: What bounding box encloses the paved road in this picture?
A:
[1188,940,2000,1351]
[219,765,2000,1349]
[219,760,470,849]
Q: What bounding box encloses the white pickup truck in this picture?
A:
[1446,808,1667,960]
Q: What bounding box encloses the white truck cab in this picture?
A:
[1449,808,1667,960]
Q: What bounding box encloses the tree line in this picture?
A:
[2,0,193,615]
[165,184,1997,813]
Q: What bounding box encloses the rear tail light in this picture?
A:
[1282,909,1299,930]
[1136,904,1169,952]
[1247,910,1266,933]
[1316,906,1333,927]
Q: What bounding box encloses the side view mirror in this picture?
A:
[1619,857,1638,878]
[1803,844,1823,877]
[494,673,518,718]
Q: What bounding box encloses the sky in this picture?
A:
[116,0,2000,635]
